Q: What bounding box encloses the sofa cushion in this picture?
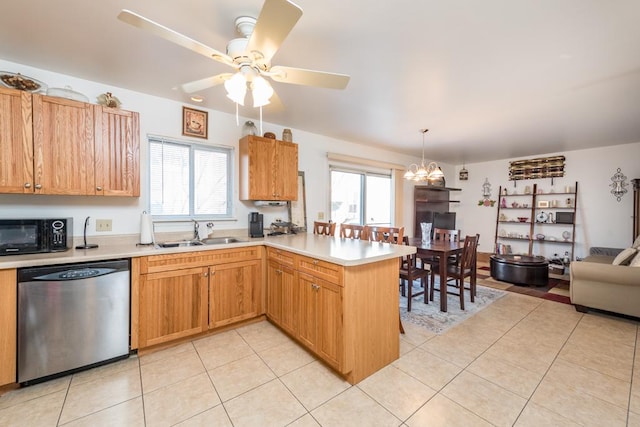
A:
[612,247,637,265]
[633,235,640,249]
[630,251,640,267]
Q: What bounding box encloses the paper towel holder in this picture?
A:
[137,211,156,246]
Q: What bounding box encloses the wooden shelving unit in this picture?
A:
[494,182,578,261]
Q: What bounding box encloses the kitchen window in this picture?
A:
[330,166,392,225]
[149,136,233,219]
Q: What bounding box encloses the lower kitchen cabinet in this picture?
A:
[209,259,261,328]
[298,272,343,370]
[0,269,17,386]
[137,246,264,349]
[139,267,209,348]
[267,258,298,336]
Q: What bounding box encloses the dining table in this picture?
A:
[408,238,470,312]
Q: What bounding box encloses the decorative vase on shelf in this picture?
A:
[242,121,257,136]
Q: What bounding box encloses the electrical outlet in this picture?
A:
[96,219,112,232]
[318,212,325,220]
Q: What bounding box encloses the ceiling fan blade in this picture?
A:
[181,73,233,93]
[118,9,234,67]
[246,0,303,64]
[270,66,350,89]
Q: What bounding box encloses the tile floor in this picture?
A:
[1,291,639,426]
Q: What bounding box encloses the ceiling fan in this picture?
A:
[117,0,350,108]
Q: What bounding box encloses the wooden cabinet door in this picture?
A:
[139,267,208,348]
[94,106,140,196]
[297,272,318,351]
[317,278,343,368]
[0,269,17,386]
[0,88,33,194]
[275,140,298,200]
[32,94,95,195]
[209,259,261,328]
[266,259,283,323]
[240,136,276,200]
[279,263,298,335]
[298,272,343,369]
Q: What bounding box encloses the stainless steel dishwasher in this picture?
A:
[18,259,130,385]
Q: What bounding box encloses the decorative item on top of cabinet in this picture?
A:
[97,92,121,108]
[239,135,298,201]
[282,128,293,142]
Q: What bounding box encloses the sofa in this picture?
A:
[570,246,640,317]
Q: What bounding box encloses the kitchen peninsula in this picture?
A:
[0,233,415,386]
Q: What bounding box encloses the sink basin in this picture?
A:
[201,237,242,245]
[156,240,204,248]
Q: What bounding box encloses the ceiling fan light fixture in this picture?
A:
[224,72,247,105]
[251,75,274,107]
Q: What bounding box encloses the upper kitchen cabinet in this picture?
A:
[239,135,298,201]
[0,87,33,193]
[94,106,140,196]
[32,94,95,195]
[0,88,140,196]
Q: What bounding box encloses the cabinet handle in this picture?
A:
[312,283,320,291]
[203,272,209,277]
[96,186,103,191]
[276,269,282,274]
[313,260,319,265]
[24,183,31,188]
[35,184,42,189]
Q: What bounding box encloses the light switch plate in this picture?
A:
[96,219,112,232]
[318,212,325,220]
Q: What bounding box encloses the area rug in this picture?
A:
[477,266,572,304]
[400,282,505,334]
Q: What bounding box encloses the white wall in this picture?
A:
[449,144,640,259]
[0,59,447,238]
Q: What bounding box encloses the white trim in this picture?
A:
[327,152,405,171]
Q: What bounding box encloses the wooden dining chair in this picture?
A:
[430,234,479,310]
[423,228,461,286]
[339,223,366,239]
[365,226,404,244]
[313,221,336,236]
[399,236,430,311]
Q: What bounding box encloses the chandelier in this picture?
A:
[403,129,444,182]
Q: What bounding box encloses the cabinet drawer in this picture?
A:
[267,247,295,266]
[140,246,262,273]
[296,255,343,286]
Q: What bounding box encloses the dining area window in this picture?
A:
[330,167,392,225]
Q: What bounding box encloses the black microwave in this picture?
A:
[0,218,72,256]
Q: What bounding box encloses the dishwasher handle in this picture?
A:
[33,268,118,281]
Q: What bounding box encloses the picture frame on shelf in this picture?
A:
[182,106,208,139]
[537,200,549,208]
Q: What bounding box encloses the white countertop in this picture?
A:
[0,233,415,269]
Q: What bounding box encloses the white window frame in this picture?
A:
[329,163,394,226]
[148,135,234,220]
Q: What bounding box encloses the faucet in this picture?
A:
[192,219,200,240]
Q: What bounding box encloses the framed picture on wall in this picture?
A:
[182,106,208,139]
[537,200,549,208]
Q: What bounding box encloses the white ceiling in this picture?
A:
[2,0,640,164]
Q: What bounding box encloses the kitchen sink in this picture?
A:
[200,237,243,245]
[156,240,204,248]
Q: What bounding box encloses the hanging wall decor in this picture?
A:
[459,164,469,180]
[508,155,565,181]
[478,178,496,206]
[610,167,628,202]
